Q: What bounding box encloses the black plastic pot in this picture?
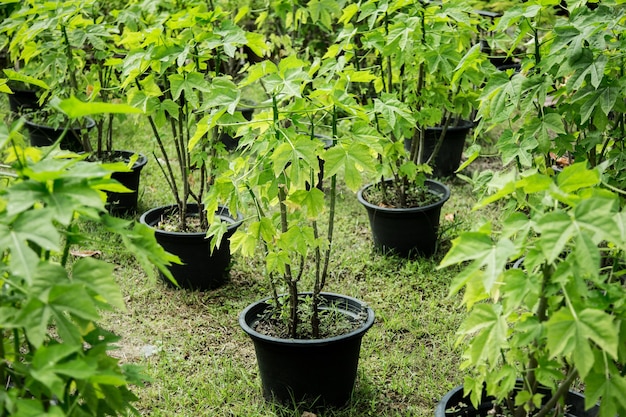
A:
[219,106,255,151]
[139,204,242,291]
[240,292,375,408]
[435,384,598,417]
[7,86,41,114]
[24,116,95,152]
[105,151,148,214]
[496,63,521,73]
[424,120,473,177]
[357,179,450,258]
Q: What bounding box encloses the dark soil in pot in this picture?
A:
[139,204,242,291]
[435,384,598,417]
[240,292,375,408]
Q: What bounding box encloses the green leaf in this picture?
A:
[0,222,42,283]
[102,215,180,283]
[30,344,81,399]
[278,225,316,256]
[576,85,619,124]
[265,250,290,275]
[15,298,50,348]
[535,211,573,263]
[373,96,415,137]
[452,44,482,86]
[556,163,600,193]
[206,220,228,252]
[270,134,320,188]
[546,308,618,377]
[441,232,516,293]
[339,3,359,24]
[585,369,626,417]
[215,20,248,58]
[288,188,325,218]
[570,51,607,90]
[203,77,240,113]
[526,113,565,154]
[517,172,552,194]
[244,31,268,58]
[72,258,125,311]
[231,218,275,257]
[168,72,210,108]
[574,232,600,280]
[241,60,278,87]
[48,283,100,322]
[458,304,507,368]
[502,268,537,313]
[572,193,621,242]
[58,96,142,118]
[495,129,536,168]
[3,68,49,89]
[308,0,342,30]
[479,74,523,125]
[323,142,375,191]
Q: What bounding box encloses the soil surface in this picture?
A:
[363,181,443,208]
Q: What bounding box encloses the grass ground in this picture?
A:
[3,99,504,416]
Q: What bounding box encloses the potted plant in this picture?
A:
[119,3,259,290]
[1,1,150,213]
[0,118,176,416]
[340,0,492,257]
[205,55,376,407]
[474,0,626,184]
[0,1,99,149]
[437,161,625,417]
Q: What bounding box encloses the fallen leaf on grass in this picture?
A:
[444,213,455,222]
[70,250,102,258]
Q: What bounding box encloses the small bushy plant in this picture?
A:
[442,162,626,417]
[0,118,175,416]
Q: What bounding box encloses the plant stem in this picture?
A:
[534,369,578,417]
[60,221,74,268]
[272,95,299,338]
[312,107,338,338]
[61,25,78,94]
[411,8,427,165]
[424,110,452,167]
[246,184,281,308]
[0,331,5,388]
[177,95,189,230]
[279,183,298,338]
[515,263,551,417]
[136,80,181,210]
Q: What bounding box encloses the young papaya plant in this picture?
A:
[0,0,123,153]
[120,2,265,231]
[0,116,176,416]
[204,53,375,337]
[440,162,626,417]
[335,0,493,206]
[474,0,626,188]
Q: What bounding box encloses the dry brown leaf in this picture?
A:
[70,250,102,258]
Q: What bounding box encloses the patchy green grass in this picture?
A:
[3,99,504,416]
